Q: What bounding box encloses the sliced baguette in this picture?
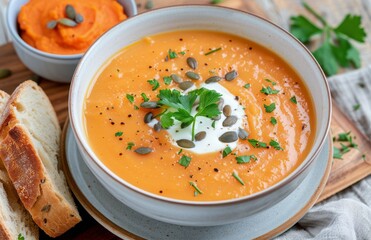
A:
[0,81,81,237]
[0,90,39,240]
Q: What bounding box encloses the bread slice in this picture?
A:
[0,90,39,240]
[0,81,81,237]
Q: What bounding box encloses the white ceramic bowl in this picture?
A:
[6,0,137,83]
[69,6,331,226]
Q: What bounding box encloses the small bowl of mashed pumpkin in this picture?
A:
[6,0,137,82]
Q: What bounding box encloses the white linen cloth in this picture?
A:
[275,65,371,239]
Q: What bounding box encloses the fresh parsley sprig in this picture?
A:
[290,2,366,76]
[157,88,222,140]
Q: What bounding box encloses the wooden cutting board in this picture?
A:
[0,1,371,239]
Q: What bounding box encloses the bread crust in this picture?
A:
[0,81,81,237]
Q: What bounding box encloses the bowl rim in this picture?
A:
[6,0,138,60]
[69,4,332,206]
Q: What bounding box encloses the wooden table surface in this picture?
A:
[1,0,371,239]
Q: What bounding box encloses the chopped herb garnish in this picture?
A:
[333,146,344,159]
[168,49,178,59]
[115,131,123,137]
[353,103,361,111]
[126,94,134,103]
[243,83,251,89]
[190,181,203,194]
[147,79,160,90]
[248,139,267,148]
[236,155,257,164]
[205,47,222,56]
[270,117,277,125]
[178,51,186,55]
[134,105,139,110]
[260,86,280,95]
[178,149,183,155]
[337,132,351,142]
[163,76,172,85]
[178,155,192,168]
[211,120,216,128]
[18,234,24,240]
[232,171,245,185]
[222,146,232,158]
[290,96,298,104]
[264,103,276,113]
[210,0,224,4]
[141,93,149,102]
[126,142,135,150]
[144,0,153,9]
[265,78,277,85]
[270,139,284,150]
[157,88,221,140]
[332,131,361,159]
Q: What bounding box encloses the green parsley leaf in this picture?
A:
[178,155,191,168]
[270,139,284,150]
[353,103,361,111]
[147,79,160,90]
[190,181,203,194]
[211,120,216,128]
[333,146,343,159]
[265,78,277,85]
[168,49,178,59]
[270,117,277,125]
[232,171,245,185]
[260,86,279,95]
[160,112,175,129]
[178,149,183,155]
[243,83,251,89]
[141,93,149,102]
[115,131,123,137]
[205,47,222,56]
[18,234,25,240]
[290,15,322,43]
[236,155,257,164]
[126,142,135,150]
[178,51,186,55]
[126,94,134,104]
[264,103,276,113]
[312,40,339,76]
[290,96,298,104]
[334,14,367,42]
[337,132,351,142]
[248,139,267,148]
[163,76,172,85]
[222,146,232,158]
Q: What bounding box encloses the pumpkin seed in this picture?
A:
[205,76,222,84]
[65,4,76,20]
[46,20,57,29]
[219,131,238,143]
[195,131,206,141]
[223,105,232,117]
[0,69,12,79]
[218,98,224,110]
[238,128,249,140]
[134,147,153,155]
[186,57,198,70]
[225,70,238,81]
[171,74,183,83]
[58,18,77,27]
[154,122,162,132]
[223,115,238,127]
[179,81,194,91]
[176,139,195,148]
[186,71,200,80]
[144,112,153,123]
[75,13,84,23]
[140,101,159,109]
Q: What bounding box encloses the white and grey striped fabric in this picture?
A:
[276,65,371,239]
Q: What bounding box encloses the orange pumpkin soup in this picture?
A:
[18,0,127,54]
[84,30,315,201]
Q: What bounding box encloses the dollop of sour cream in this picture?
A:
[155,83,246,154]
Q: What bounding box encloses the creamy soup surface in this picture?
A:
[84,30,315,201]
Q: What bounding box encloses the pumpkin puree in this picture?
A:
[18,0,126,54]
[84,30,315,201]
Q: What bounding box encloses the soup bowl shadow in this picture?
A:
[69,5,331,226]
[6,0,137,83]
